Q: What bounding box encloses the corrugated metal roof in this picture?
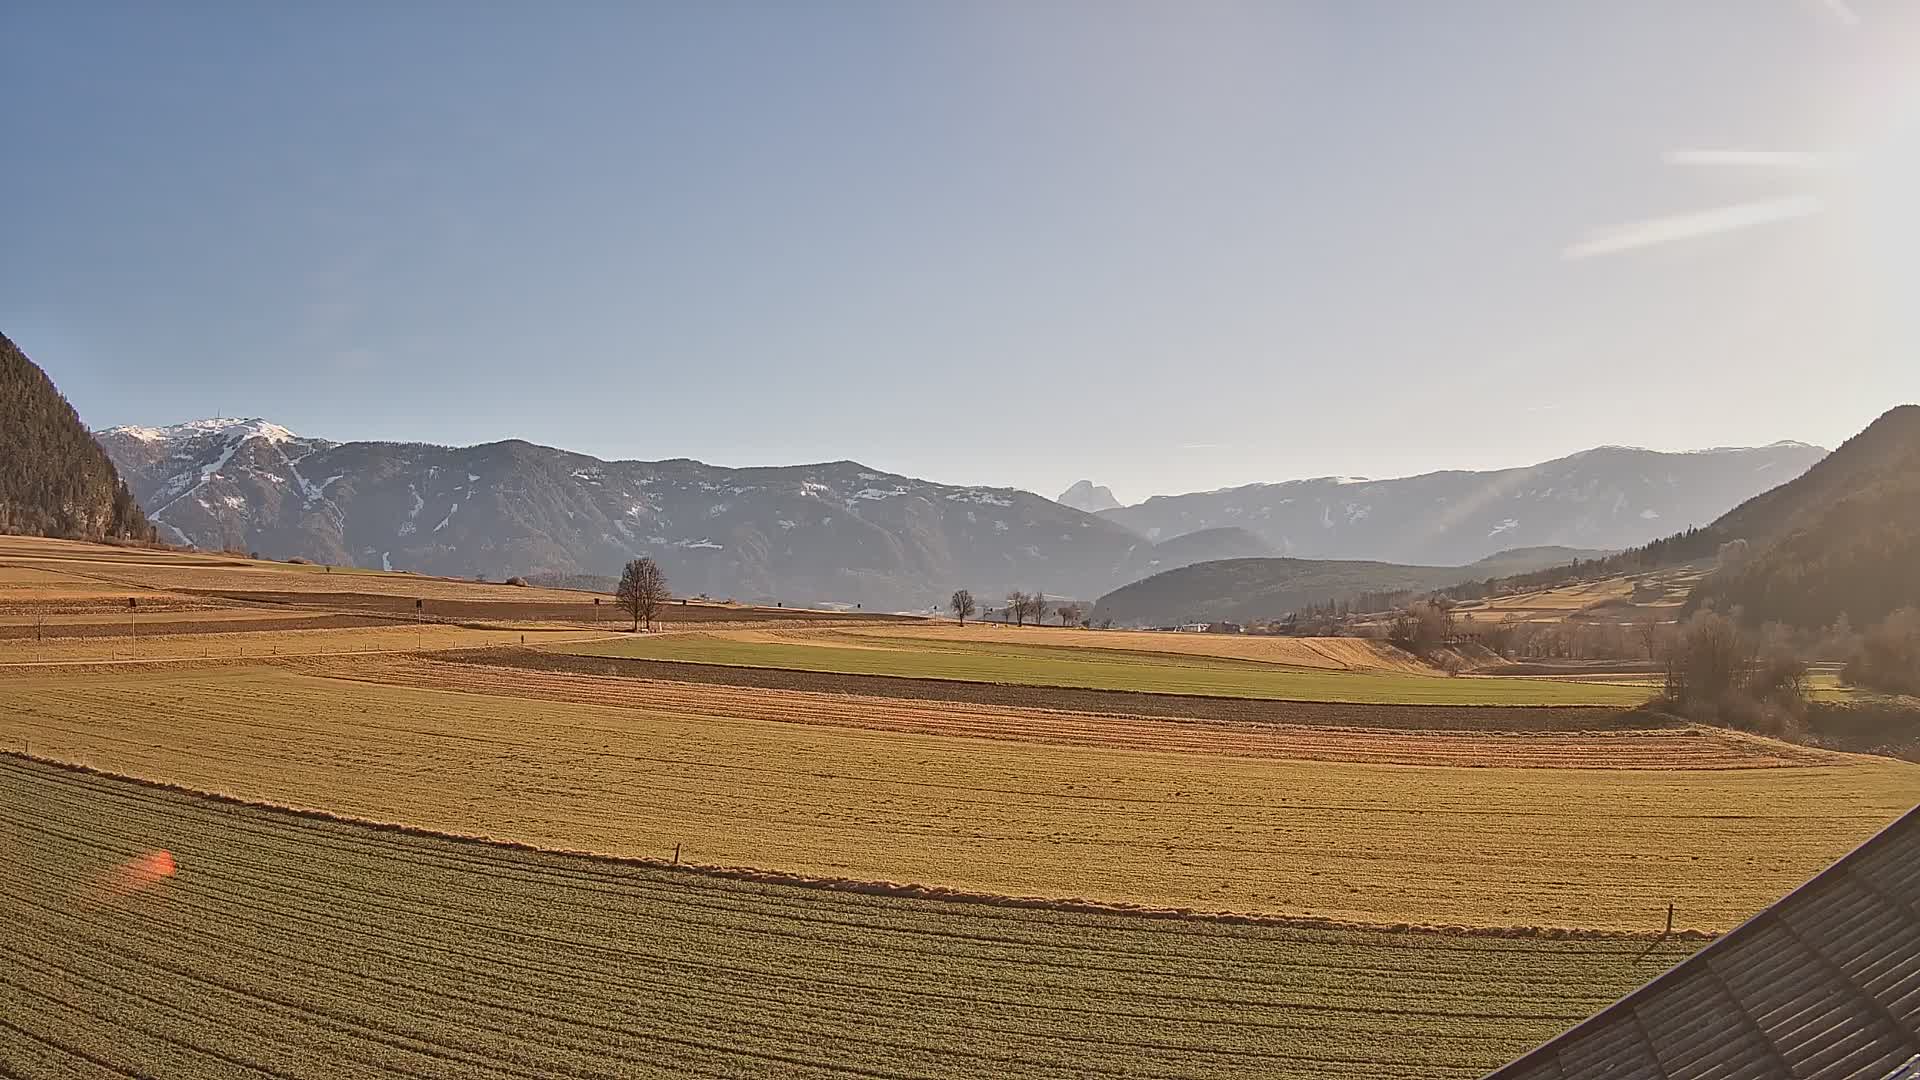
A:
[1487,805,1920,1080]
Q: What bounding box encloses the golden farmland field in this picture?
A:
[0,534,589,601]
[7,663,1913,932]
[4,537,1914,1078]
[0,623,616,663]
[0,756,1702,1080]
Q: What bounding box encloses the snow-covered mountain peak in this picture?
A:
[102,417,303,445]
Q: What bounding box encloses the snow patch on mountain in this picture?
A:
[948,490,1014,507]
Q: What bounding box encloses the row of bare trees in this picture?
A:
[949,588,1083,628]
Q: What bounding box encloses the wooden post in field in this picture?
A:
[128,597,137,659]
[416,598,424,650]
[673,843,680,866]
[1636,902,1676,963]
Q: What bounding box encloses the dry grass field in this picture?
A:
[1449,567,1708,626]
[0,755,1704,1080]
[7,663,1913,932]
[0,534,588,601]
[0,623,616,663]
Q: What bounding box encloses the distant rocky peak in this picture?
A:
[1058,479,1121,513]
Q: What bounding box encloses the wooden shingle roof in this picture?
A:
[1487,806,1920,1080]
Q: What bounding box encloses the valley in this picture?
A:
[4,534,1918,1078]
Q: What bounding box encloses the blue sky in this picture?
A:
[6,2,1918,503]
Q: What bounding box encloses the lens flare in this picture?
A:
[103,849,178,894]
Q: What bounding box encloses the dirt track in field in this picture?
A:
[448,647,1661,731]
[300,654,1836,770]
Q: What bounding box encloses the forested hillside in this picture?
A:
[0,332,149,540]
[1690,405,1920,627]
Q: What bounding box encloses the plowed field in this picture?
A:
[7,665,1913,931]
[0,756,1705,1079]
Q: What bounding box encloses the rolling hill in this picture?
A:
[1090,546,1608,627]
[0,332,149,541]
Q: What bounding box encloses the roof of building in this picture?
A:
[1487,804,1920,1080]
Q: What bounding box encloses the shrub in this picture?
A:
[505,576,529,587]
[1660,612,1808,734]
[1844,608,1920,696]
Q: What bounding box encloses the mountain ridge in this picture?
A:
[96,419,1226,610]
[1097,442,1827,566]
[97,416,1829,613]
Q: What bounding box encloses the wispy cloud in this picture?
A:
[1562,195,1825,259]
[1814,0,1860,26]
[1177,442,1229,451]
[1664,149,1848,170]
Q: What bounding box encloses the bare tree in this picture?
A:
[1481,613,1522,658]
[1388,601,1453,656]
[1636,615,1660,662]
[1055,602,1083,627]
[1027,592,1049,626]
[616,557,670,631]
[950,589,977,626]
[1005,591,1027,627]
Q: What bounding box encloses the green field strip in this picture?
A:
[553,635,1652,706]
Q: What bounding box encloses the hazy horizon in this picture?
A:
[7,2,1918,504]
